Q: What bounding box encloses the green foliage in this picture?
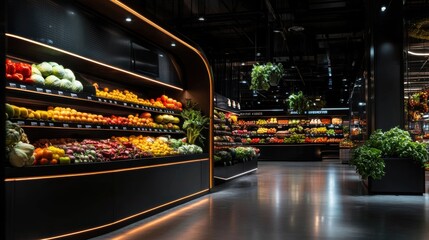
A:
[350,126,429,180]
[287,91,309,114]
[180,101,209,146]
[250,62,285,91]
[351,145,384,179]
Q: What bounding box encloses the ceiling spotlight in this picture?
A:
[171,43,176,47]
[159,54,164,57]
[256,52,261,57]
[241,62,245,66]
[342,78,347,82]
[198,16,205,21]
[381,6,387,12]
[273,29,282,33]
[125,17,132,22]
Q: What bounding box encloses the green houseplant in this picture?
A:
[286,91,309,114]
[350,127,428,194]
[180,101,210,146]
[250,62,285,91]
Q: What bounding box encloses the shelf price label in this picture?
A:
[110,126,114,130]
[114,101,118,104]
[39,122,46,126]
[36,88,44,92]
[77,125,83,128]
[130,104,134,107]
[58,91,64,95]
[85,125,92,128]
[49,122,54,127]
[19,85,27,90]
[87,96,93,100]
[115,126,119,130]
[30,122,38,126]
[123,127,127,130]
[9,83,17,88]
[137,128,141,131]
[63,123,69,127]
[70,93,78,98]
[108,100,113,104]
[45,89,52,93]
[17,121,25,125]
[96,126,101,129]
[123,102,128,106]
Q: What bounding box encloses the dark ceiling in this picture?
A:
[121,0,428,110]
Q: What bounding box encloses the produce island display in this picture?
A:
[213,108,259,181]
[236,116,346,161]
[3,0,213,239]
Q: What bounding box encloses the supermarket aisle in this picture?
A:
[92,162,429,240]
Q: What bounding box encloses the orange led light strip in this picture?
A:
[40,189,209,240]
[5,158,208,182]
[112,198,209,239]
[5,33,183,91]
[110,0,215,188]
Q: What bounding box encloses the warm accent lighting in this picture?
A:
[5,158,208,182]
[112,198,209,239]
[40,190,209,240]
[171,43,176,47]
[125,17,132,22]
[408,50,429,56]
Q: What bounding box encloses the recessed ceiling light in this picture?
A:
[171,43,176,47]
[198,17,205,21]
[241,62,245,66]
[159,54,164,57]
[256,52,261,56]
[273,29,282,33]
[125,17,132,22]
[381,6,387,12]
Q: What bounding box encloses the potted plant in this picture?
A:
[286,91,309,114]
[250,62,285,91]
[180,101,209,146]
[350,127,428,194]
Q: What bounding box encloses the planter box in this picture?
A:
[368,158,425,195]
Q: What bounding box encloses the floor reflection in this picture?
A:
[92,161,429,240]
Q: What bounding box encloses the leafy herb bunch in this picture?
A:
[180,101,209,146]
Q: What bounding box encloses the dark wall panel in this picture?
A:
[6,0,182,86]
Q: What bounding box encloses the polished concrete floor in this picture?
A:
[92,161,429,240]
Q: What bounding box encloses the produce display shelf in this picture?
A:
[5,153,208,179]
[10,119,184,134]
[6,83,181,115]
[214,142,242,146]
[237,124,343,128]
[213,130,232,135]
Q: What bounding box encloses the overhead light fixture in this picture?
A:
[241,62,245,66]
[342,78,347,82]
[408,50,429,56]
[288,26,304,32]
[198,17,205,21]
[125,17,132,22]
[256,52,261,57]
[171,43,176,47]
[381,5,387,12]
[273,29,282,33]
[240,80,248,84]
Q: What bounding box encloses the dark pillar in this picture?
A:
[371,1,404,131]
[1,0,6,238]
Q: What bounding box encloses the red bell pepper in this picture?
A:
[20,64,32,78]
[6,62,16,75]
[6,73,12,79]
[11,73,24,82]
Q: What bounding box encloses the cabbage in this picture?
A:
[36,62,53,77]
[30,74,45,86]
[63,69,76,81]
[59,79,73,91]
[44,75,61,87]
[48,62,59,67]
[52,65,65,78]
[31,64,42,75]
[71,80,83,93]
[177,144,203,154]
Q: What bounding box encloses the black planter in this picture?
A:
[368,158,425,195]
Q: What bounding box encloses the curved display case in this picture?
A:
[3,0,213,239]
